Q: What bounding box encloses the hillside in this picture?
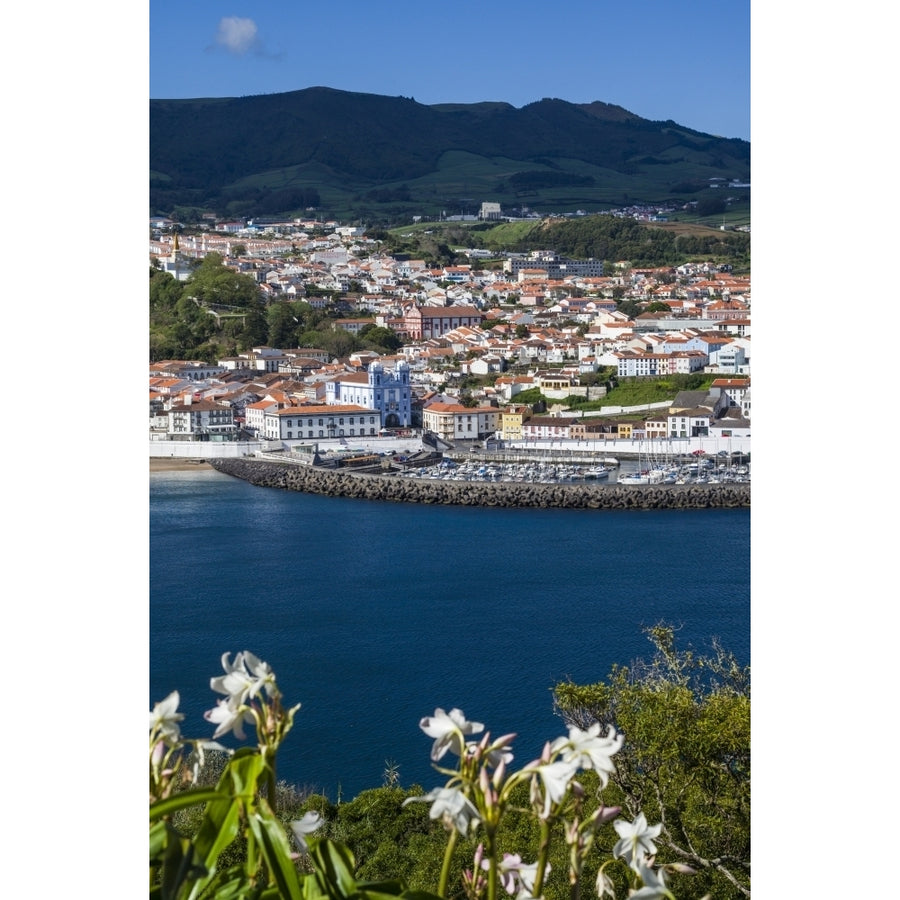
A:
[150,87,750,223]
[383,215,750,270]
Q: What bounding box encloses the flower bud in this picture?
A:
[665,863,697,875]
[593,805,621,825]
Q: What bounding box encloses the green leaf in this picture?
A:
[357,890,416,900]
[183,755,266,900]
[208,870,255,900]
[301,869,330,900]
[188,799,241,896]
[309,839,358,899]
[355,881,406,896]
[151,789,224,821]
[150,819,169,862]
[226,752,267,797]
[246,808,303,900]
[159,830,208,900]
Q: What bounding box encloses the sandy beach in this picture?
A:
[150,457,213,472]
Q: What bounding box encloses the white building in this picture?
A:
[615,351,706,377]
[422,403,500,441]
[325,361,412,429]
[244,399,280,433]
[262,405,381,441]
[154,233,193,281]
[667,408,711,439]
[709,379,751,411]
[167,400,237,441]
[710,344,749,375]
[521,416,577,440]
[241,347,292,373]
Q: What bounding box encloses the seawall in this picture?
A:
[209,458,750,510]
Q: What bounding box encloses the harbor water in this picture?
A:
[150,467,750,800]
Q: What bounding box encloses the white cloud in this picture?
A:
[215,17,259,55]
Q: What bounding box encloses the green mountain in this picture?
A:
[150,86,750,222]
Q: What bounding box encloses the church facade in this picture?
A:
[324,361,412,429]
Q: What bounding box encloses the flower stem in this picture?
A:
[266,765,277,811]
[532,820,552,899]
[263,746,278,811]
[438,828,459,898]
[486,841,498,900]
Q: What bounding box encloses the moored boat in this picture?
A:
[618,471,652,485]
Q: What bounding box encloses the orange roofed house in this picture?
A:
[261,404,382,442]
[422,402,501,442]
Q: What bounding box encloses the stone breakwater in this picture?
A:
[210,458,750,510]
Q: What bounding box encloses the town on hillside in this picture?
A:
[150,216,750,481]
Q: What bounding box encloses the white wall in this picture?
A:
[149,441,261,459]
[505,435,751,456]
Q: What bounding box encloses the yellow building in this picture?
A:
[500,405,531,441]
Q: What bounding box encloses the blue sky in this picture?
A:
[150,0,750,141]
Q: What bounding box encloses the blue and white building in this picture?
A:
[325,361,412,429]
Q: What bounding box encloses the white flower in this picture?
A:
[614,813,662,870]
[596,867,616,899]
[404,785,480,835]
[150,691,185,743]
[204,697,255,740]
[515,860,541,896]
[210,652,253,703]
[484,733,516,768]
[211,651,275,706]
[189,740,230,783]
[628,860,674,900]
[551,723,623,787]
[486,852,519,895]
[488,854,546,897]
[291,810,323,854]
[530,757,579,818]
[243,651,278,698]
[419,707,484,761]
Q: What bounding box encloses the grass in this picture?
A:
[551,376,719,415]
[208,155,751,225]
[236,149,751,223]
[603,376,716,405]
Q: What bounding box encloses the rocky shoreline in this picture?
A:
[209,458,750,510]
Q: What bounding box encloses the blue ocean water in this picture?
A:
[150,468,750,801]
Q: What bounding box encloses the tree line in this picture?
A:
[528,215,750,268]
[150,253,400,363]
